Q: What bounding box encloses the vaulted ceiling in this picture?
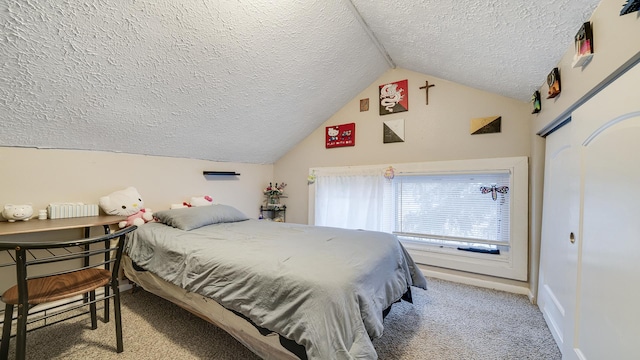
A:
[0,0,600,164]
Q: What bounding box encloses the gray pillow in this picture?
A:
[154,204,249,231]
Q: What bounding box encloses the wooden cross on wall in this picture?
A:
[419,80,435,105]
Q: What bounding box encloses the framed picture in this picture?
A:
[547,68,561,99]
[620,0,640,16]
[383,119,405,143]
[531,91,541,114]
[572,22,593,68]
[470,116,501,135]
[379,79,408,115]
[326,123,355,148]
[360,98,369,112]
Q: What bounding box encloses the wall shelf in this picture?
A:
[260,205,286,222]
[203,171,241,176]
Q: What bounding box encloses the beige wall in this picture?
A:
[533,0,640,133]
[0,147,273,219]
[274,68,532,290]
[275,67,531,225]
[0,146,274,300]
[275,0,640,295]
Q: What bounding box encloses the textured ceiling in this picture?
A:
[352,0,600,101]
[0,0,600,164]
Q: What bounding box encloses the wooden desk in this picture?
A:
[0,215,125,238]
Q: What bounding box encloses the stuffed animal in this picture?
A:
[119,208,153,228]
[190,195,213,207]
[170,195,213,209]
[170,202,190,209]
[98,187,153,228]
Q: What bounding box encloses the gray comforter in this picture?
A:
[125,219,427,360]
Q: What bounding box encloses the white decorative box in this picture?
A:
[47,203,99,219]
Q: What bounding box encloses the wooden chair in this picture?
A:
[0,226,137,360]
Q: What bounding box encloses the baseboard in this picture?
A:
[419,266,530,296]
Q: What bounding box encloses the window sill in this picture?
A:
[400,239,526,281]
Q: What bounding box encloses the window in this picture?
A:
[313,167,385,231]
[392,172,510,251]
[310,157,528,280]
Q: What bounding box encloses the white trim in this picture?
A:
[400,156,528,280]
[420,268,529,296]
[310,156,529,281]
[582,111,640,146]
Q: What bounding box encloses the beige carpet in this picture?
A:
[4,277,561,359]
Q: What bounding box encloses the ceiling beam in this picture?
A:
[344,0,396,69]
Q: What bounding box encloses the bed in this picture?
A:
[123,205,427,360]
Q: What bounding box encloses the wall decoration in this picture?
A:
[359,98,369,112]
[263,182,287,208]
[546,68,561,99]
[383,119,405,143]
[480,185,509,201]
[307,170,316,185]
[620,0,640,15]
[470,116,501,135]
[383,166,396,180]
[326,123,355,148]
[419,80,436,105]
[531,91,541,114]
[379,79,408,115]
[572,22,594,68]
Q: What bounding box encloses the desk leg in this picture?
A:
[15,248,28,360]
[83,227,90,304]
[102,224,111,323]
[0,304,14,359]
[83,225,112,323]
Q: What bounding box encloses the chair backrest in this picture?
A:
[2,226,137,306]
[0,225,137,359]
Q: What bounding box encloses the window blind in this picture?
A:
[392,172,510,246]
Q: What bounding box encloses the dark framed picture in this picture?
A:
[379,79,408,115]
[547,68,561,99]
[572,22,593,68]
[383,119,405,143]
[620,0,640,16]
[531,91,541,114]
[326,123,355,148]
[470,116,501,135]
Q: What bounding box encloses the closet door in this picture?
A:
[537,121,579,355]
[568,63,640,360]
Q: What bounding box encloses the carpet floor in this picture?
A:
[4,277,561,359]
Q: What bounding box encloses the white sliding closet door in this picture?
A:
[538,122,578,351]
[568,63,640,360]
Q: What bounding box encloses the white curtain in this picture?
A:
[314,167,387,232]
